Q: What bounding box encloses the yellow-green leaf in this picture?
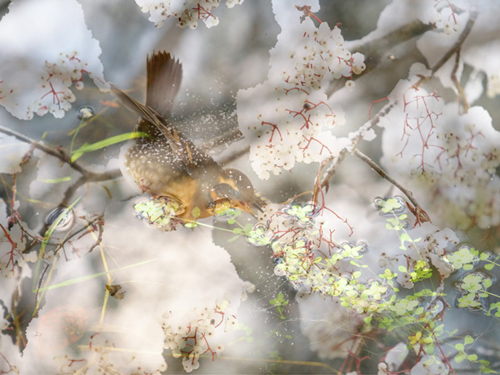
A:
[70,132,150,162]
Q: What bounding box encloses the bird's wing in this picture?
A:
[109,83,159,127]
[110,83,220,179]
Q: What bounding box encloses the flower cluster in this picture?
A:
[133,196,180,231]
[237,11,363,179]
[26,51,91,118]
[409,355,450,375]
[283,22,365,89]
[252,203,326,287]
[48,333,167,375]
[135,0,244,29]
[375,197,458,288]
[380,65,500,229]
[428,2,460,35]
[0,217,36,278]
[296,293,365,360]
[160,304,235,372]
[0,0,107,120]
[252,203,386,312]
[251,202,398,318]
[0,50,104,120]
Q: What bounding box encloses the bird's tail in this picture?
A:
[146,51,183,116]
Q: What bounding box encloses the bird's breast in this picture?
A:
[124,138,180,192]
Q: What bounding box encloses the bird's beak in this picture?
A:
[239,200,264,218]
[252,200,264,213]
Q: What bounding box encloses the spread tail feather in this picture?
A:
[146,51,183,116]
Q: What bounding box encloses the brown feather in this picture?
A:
[146,51,183,116]
[111,51,264,220]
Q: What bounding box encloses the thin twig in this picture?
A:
[218,145,250,166]
[0,125,122,181]
[199,127,243,154]
[0,125,87,174]
[415,9,478,87]
[0,125,121,253]
[451,50,470,113]
[319,101,396,190]
[320,9,478,190]
[327,20,434,97]
[431,10,478,74]
[353,149,419,208]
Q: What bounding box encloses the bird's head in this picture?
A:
[209,168,264,216]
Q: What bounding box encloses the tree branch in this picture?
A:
[353,148,430,224]
[0,125,122,182]
[327,20,434,97]
[320,9,479,194]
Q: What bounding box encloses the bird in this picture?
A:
[110,51,264,222]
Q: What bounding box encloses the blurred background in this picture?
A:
[1,0,499,373]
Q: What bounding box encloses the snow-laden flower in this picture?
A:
[135,0,244,28]
[237,5,361,179]
[0,0,106,120]
[410,355,449,375]
[380,64,500,230]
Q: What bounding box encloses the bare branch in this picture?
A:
[0,125,88,175]
[321,9,478,192]
[429,10,478,75]
[0,125,122,182]
[199,127,243,154]
[353,148,420,210]
[319,101,396,190]
[415,9,478,87]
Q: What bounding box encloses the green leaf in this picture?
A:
[227,235,240,243]
[425,344,435,355]
[467,354,478,361]
[37,176,72,184]
[455,343,465,352]
[464,335,474,345]
[480,252,490,260]
[484,263,494,270]
[192,207,201,219]
[480,367,495,374]
[35,258,157,292]
[242,223,254,234]
[70,132,150,162]
[455,352,466,364]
